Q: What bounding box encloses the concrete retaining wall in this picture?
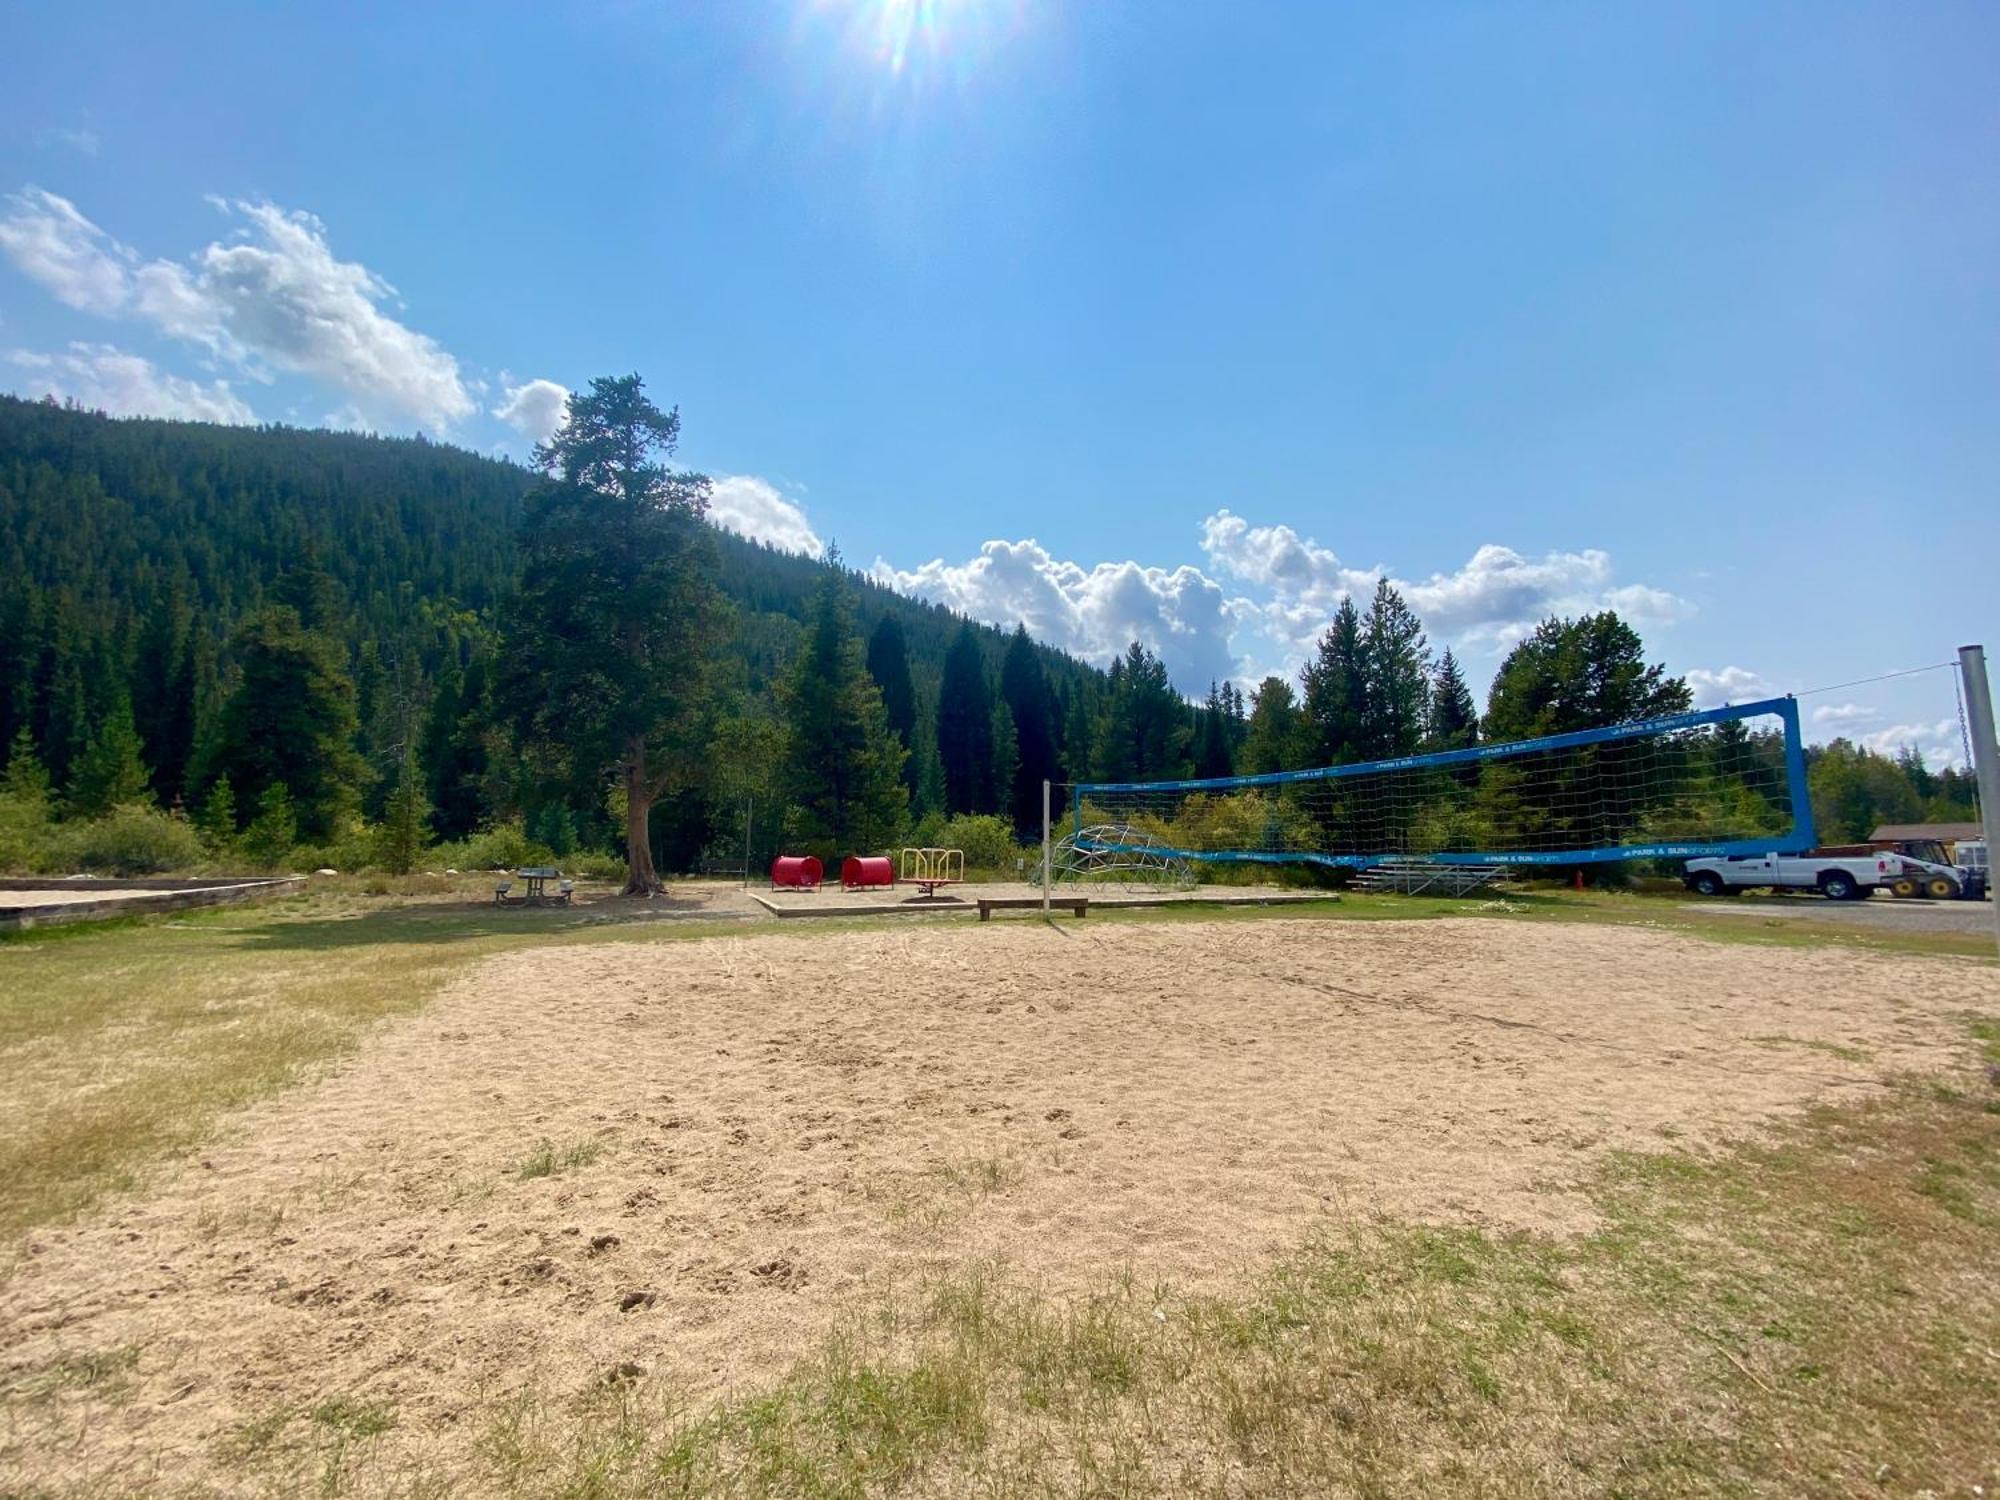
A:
[0,876,307,932]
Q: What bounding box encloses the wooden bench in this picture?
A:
[978,896,1087,921]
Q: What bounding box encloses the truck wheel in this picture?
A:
[1690,872,1726,897]
[1925,875,1959,900]
[1819,871,1859,901]
[1889,876,1918,898]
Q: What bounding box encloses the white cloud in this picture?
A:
[1195,507,1691,680]
[1860,718,1964,769]
[1687,665,1778,709]
[866,511,1692,696]
[872,539,1236,692]
[1198,509,1372,605]
[194,202,472,428]
[708,475,824,557]
[6,342,255,424]
[0,189,474,429]
[0,187,132,314]
[1811,701,1878,728]
[493,377,569,445]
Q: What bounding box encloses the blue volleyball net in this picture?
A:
[1073,696,1814,869]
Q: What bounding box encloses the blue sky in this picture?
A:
[3,1,1995,763]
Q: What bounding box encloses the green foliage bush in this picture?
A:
[910,813,1023,875]
[431,820,557,872]
[56,804,206,876]
[0,792,55,873]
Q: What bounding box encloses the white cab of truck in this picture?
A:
[1683,851,1901,901]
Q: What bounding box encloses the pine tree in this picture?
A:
[243,782,297,867]
[498,375,723,895]
[914,715,948,821]
[1061,688,1095,786]
[375,747,432,874]
[68,696,152,817]
[1483,612,1690,741]
[1427,647,1478,751]
[865,616,920,794]
[207,605,365,843]
[0,728,53,871]
[1241,677,1305,775]
[1193,683,1236,779]
[1301,597,1367,765]
[1359,578,1431,759]
[1096,643,1187,782]
[936,625,995,815]
[1,728,51,805]
[778,569,909,857]
[990,698,1020,820]
[196,777,238,854]
[999,625,1058,836]
[132,589,196,805]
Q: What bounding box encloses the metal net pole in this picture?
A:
[1956,645,2000,958]
[1042,779,1052,917]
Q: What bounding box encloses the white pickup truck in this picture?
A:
[1683,851,1906,901]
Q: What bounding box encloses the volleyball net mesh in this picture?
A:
[1073,697,1813,869]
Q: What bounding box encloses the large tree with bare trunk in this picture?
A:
[501,375,720,895]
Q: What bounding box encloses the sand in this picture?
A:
[2,917,1991,1490]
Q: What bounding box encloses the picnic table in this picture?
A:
[495,867,573,905]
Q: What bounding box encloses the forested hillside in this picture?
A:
[0,394,1107,870]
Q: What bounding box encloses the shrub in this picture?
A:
[431,819,556,872]
[934,813,1024,875]
[0,791,56,873]
[58,804,206,876]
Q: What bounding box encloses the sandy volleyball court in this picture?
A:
[2,917,1991,1490]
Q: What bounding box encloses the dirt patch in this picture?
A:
[2,918,1990,1491]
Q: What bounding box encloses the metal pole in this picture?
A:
[744,791,752,889]
[1957,645,2000,957]
[1042,779,1052,917]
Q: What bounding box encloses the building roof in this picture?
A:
[1870,821,1984,842]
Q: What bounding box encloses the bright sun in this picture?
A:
[828,0,1020,77]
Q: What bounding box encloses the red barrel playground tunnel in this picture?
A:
[770,855,823,890]
[840,855,895,892]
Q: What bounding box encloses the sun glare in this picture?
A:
[820,0,1024,78]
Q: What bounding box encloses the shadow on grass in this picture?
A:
[225,895,759,953]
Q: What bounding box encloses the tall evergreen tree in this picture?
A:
[1300,597,1367,765]
[68,695,153,816]
[205,605,365,843]
[1060,685,1096,788]
[132,590,197,805]
[998,625,1058,837]
[936,625,995,815]
[1241,676,1305,775]
[1359,579,1431,758]
[912,712,947,820]
[1095,642,1187,782]
[1483,612,1691,741]
[375,746,432,874]
[865,617,920,797]
[499,375,722,895]
[779,570,908,857]
[1193,683,1235,779]
[989,698,1021,822]
[1427,647,1478,751]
